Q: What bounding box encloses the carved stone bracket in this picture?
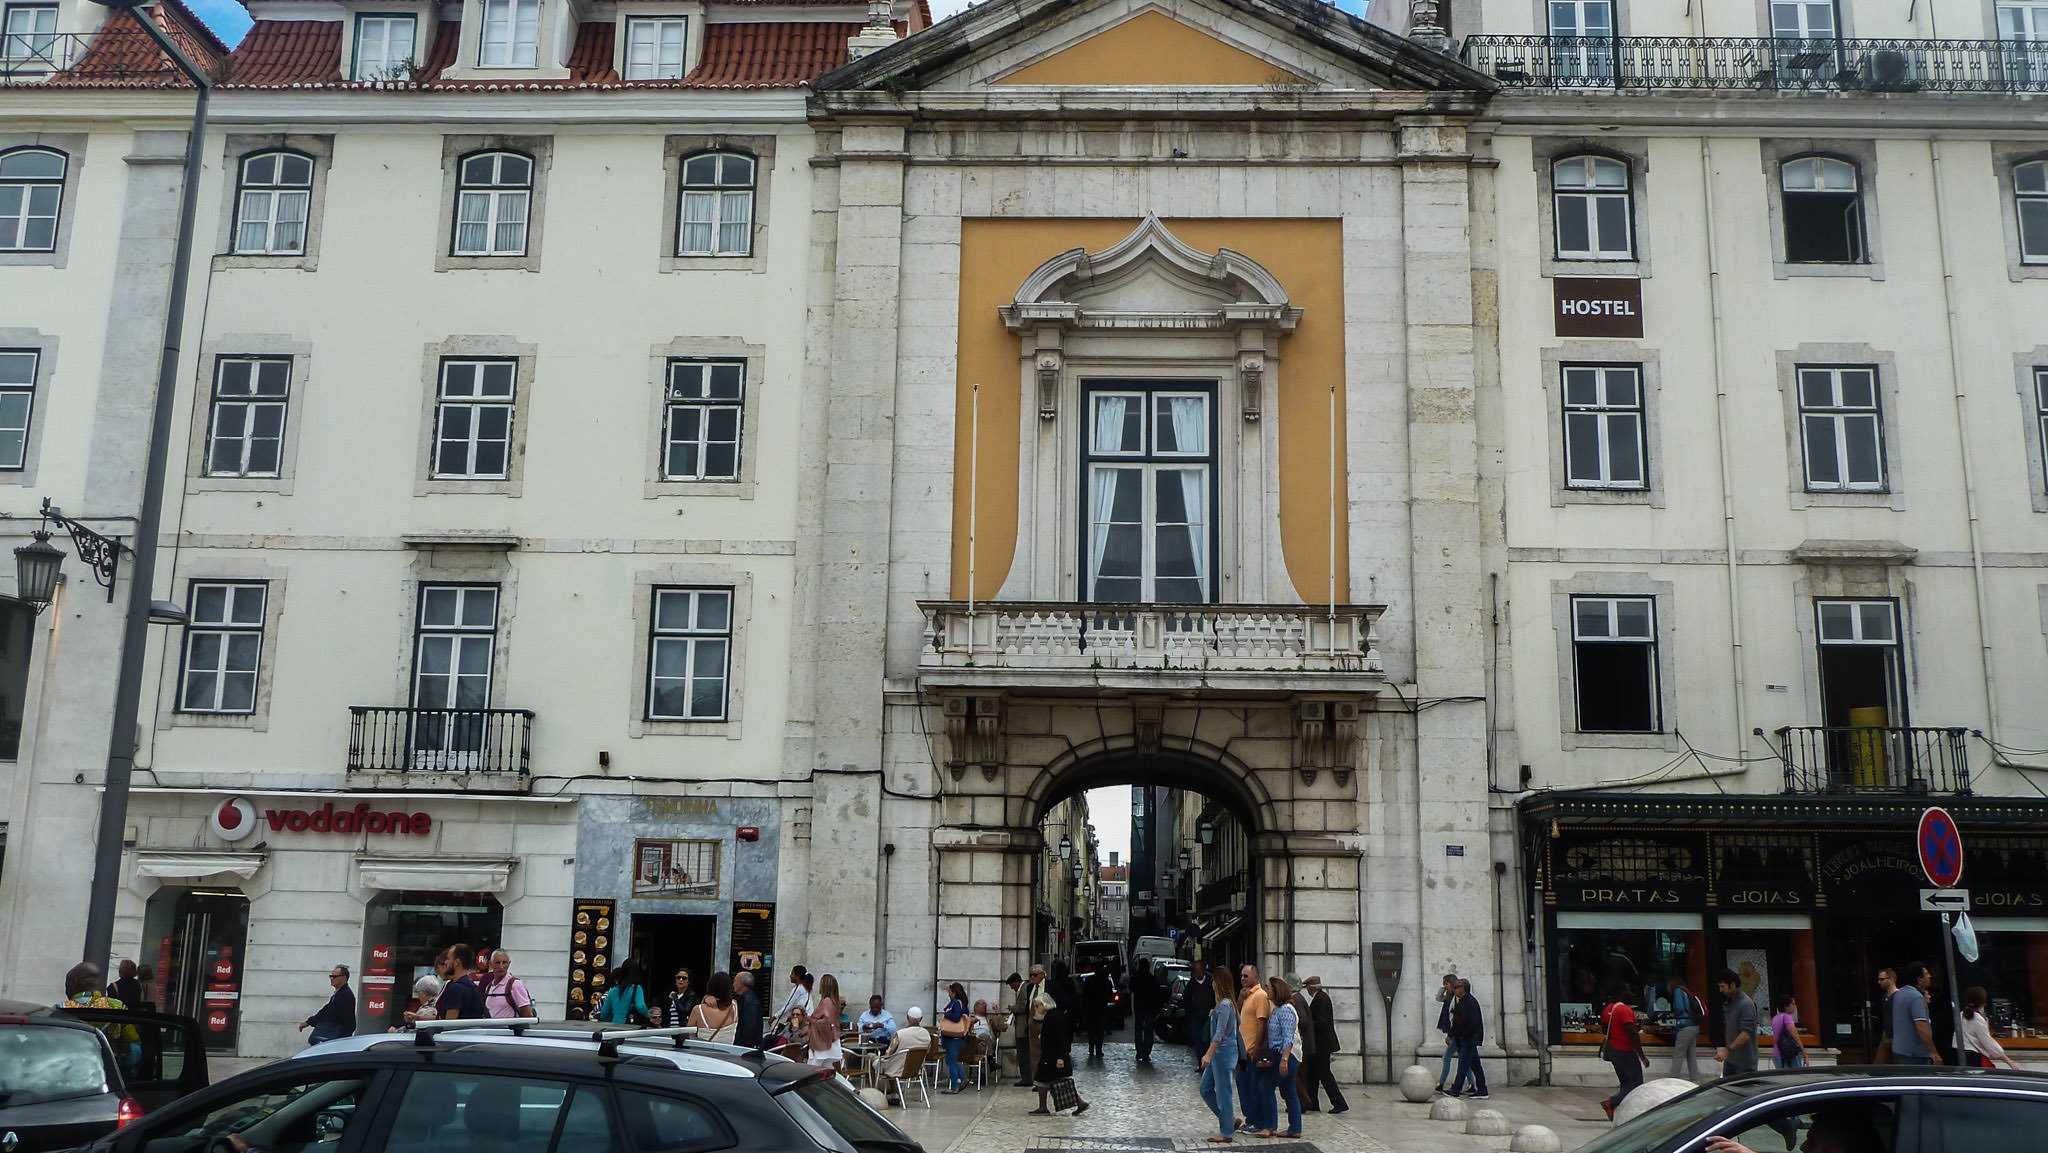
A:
[1035,349,1062,420]
[1295,697,1362,786]
[1132,696,1167,758]
[941,692,1005,782]
[1238,350,1265,422]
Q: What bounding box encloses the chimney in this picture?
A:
[848,0,897,59]
[1110,851,1120,867]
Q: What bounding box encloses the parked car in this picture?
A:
[0,999,208,1153]
[73,1018,921,1153]
[1576,1067,2048,1153]
[1071,940,1128,1026]
[1150,962,1193,1043]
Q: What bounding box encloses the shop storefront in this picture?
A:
[570,793,779,1019]
[118,787,577,1057]
[1523,793,2048,1067]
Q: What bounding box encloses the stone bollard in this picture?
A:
[1466,1108,1513,1136]
[1429,1095,1469,1122]
[1399,1064,1439,1103]
[1614,1078,1698,1125]
[1511,1125,1564,1153]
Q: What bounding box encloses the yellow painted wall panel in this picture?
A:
[992,12,1303,86]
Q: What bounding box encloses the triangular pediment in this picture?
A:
[814,0,1495,96]
[993,11,1303,86]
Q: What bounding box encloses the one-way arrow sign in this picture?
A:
[1921,888,1970,912]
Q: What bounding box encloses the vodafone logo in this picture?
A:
[209,798,258,842]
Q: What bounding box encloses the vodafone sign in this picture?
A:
[208,796,433,841]
[208,798,259,842]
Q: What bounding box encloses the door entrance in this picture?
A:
[1821,910,1952,1063]
[141,889,250,1051]
[630,913,716,1014]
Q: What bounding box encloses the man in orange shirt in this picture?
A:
[1236,964,1273,1133]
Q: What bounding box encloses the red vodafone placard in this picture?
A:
[370,943,392,966]
[1918,807,1964,888]
[207,1009,230,1032]
[212,959,235,981]
[366,995,388,1016]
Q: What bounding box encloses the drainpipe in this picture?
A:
[1926,140,2002,739]
[877,842,893,998]
[1698,139,1752,761]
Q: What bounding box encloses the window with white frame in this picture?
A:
[432,359,516,479]
[1552,155,1633,260]
[1570,596,1659,733]
[1545,0,1614,84]
[2016,160,2048,263]
[352,13,417,80]
[624,17,686,80]
[1,4,56,67]
[233,151,313,255]
[477,0,539,67]
[663,360,743,481]
[179,583,267,714]
[412,584,498,757]
[1085,385,1213,604]
[204,357,291,477]
[0,349,34,470]
[453,151,532,256]
[2035,368,2048,495]
[677,152,754,257]
[647,587,732,721]
[1797,365,1885,491]
[1561,364,1646,489]
[1781,156,1866,264]
[0,147,64,253]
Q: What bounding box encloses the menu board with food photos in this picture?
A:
[565,898,615,1020]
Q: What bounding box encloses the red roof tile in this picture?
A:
[46,3,227,88]
[222,16,899,90]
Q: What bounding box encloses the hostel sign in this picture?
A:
[1553,277,1644,338]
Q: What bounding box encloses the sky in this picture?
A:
[186,0,1373,46]
[1086,785,1131,863]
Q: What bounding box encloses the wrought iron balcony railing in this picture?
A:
[1461,35,2048,95]
[918,601,1385,674]
[1774,725,1971,796]
[1,30,194,85]
[348,706,534,775]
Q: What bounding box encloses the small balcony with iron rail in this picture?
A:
[1,28,201,86]
[1460,35,2048,96]
[347,706,534,792]
[1771,725,1971,796]
[917,601,1386,693]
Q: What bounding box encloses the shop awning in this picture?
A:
[135,851,266,880]
[1519,790,2048,829]
[357,856,516,894]
[1201,916,1244,947]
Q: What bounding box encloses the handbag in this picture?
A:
[940,1014,970,1038]
[1049,1076,1082,1111]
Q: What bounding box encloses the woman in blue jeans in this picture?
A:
[939,983,971,1092]
[1255,976,1302,1138]
[1197,969,1241,1143]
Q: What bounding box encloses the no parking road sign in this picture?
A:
[1917,807,1964,888]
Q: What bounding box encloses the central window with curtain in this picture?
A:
[1082,383,1214,604]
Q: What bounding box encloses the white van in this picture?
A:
[1132,934,1177,965]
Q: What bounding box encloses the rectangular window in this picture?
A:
[1797,365,1885,491]
[352,14,417,80]
[2036,369,2048,494]
[0,349,35,471]
[1571,596,1659,733]
[647,587,731,721]
[432,359,516,479]
[1561,364,1645,489]
[1546,0,1614,83]
[0,4,56,66]
[477,0,540,67]
[662,360,743,481]
[624,17,686,80]
[1085,386,1213,604]
[179,583,267,714]
[412,584,498,760]
[204,358,290,478]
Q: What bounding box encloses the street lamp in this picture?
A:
[1058,834,1072,860]
[70,0,212,971]
[1179,849,1191,871]
[1198,820,1215,846]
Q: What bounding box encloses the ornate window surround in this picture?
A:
[994,216,1303,605]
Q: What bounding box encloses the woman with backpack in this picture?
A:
[1666,977,1705,1081]
[597,960,651,1025]
[482,950,537,1019]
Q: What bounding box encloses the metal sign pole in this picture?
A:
[1939,911,1964,1064]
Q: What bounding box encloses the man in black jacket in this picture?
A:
[299,964,357,1045]
[733,971,763,1048]
[1299,976,1349,1113]
[1446,979,1489,1099]
[1131,963,1162,1061]
[1183,959,1214,1063]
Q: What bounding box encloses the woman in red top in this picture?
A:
[1599,983,1650,1121]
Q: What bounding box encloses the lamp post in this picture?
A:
[1198,819,1215,846]
[67,0,212,970]
[1058,834,1072,861]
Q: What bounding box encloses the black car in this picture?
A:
[1577,1067,2048,1153]
[0,999,209,1153]
[75,1019,921,1153]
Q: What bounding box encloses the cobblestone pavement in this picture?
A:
[882,1023,1615,1153]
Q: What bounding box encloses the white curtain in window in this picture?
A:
[1167,395,1204,454]
[1089,467,1123,591]
[1177,469,1206,585]
[1093,394,1127,451]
